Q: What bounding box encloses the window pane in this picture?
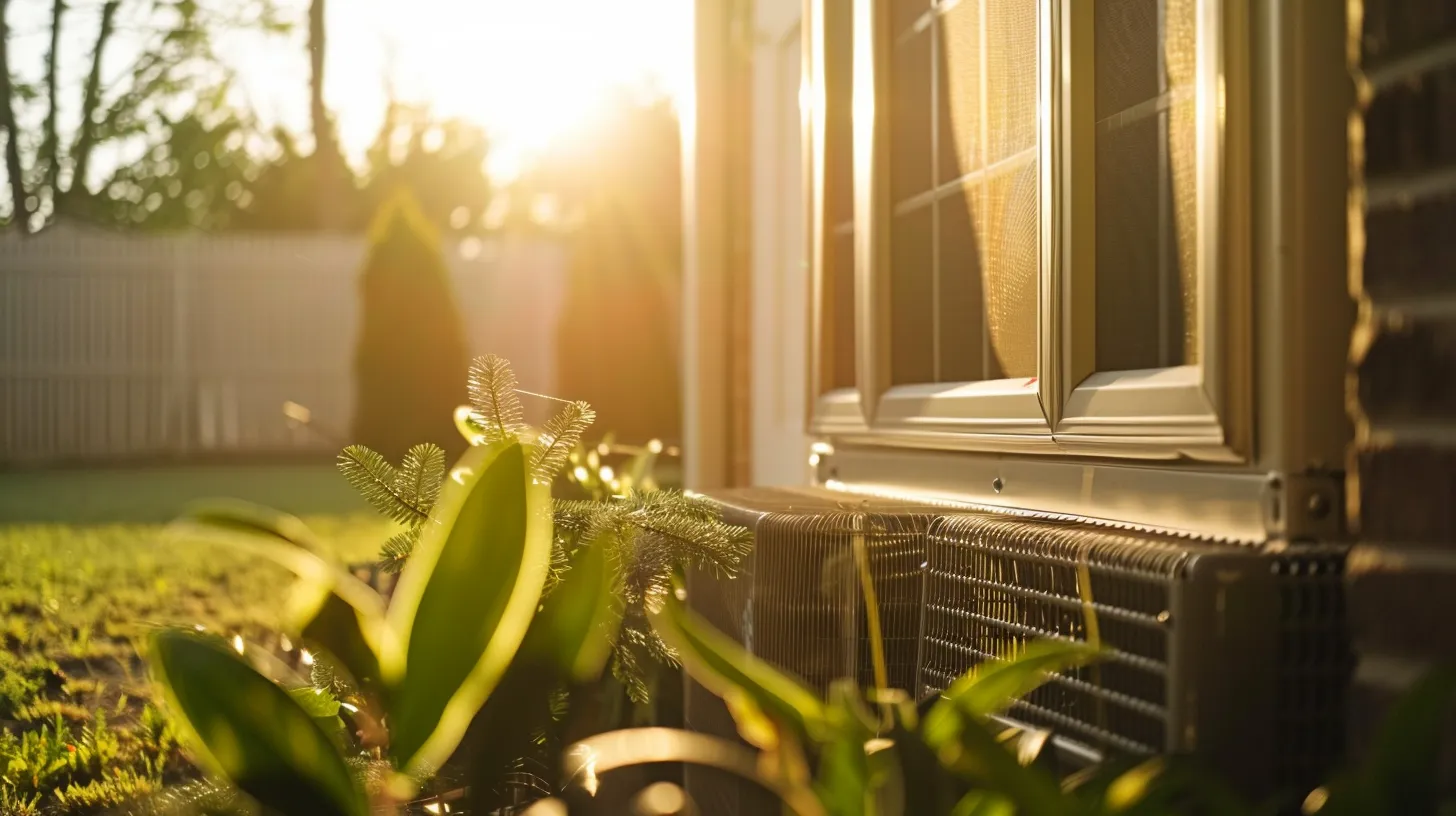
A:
[939,0,981,184]
[831,229,857,390]
[890,206,934,385]
[937,184,985,382]
[985,0,1039,162]
[824,3,857,392]
[892,28,934,205]
[893,0,932,38]
[984,158,1039,379]
[887,0,1038,386]
[1093,0,1199,372]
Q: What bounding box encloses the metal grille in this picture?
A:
[683,489,1351,799]
[1272,547,1353,795]
[706,487,938,694]
[919,513,1187,756]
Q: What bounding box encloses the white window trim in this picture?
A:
[804,0,1254,463]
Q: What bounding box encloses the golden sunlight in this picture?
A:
[313,0,693,180]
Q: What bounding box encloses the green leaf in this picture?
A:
[385,441,553,783]
[338,445,432,526]
[649,572,829,746]
[950,792,1015,816]
[561,728,826,816]
[532,400,597,480]
[923,639,1102,746]
[287,686,342,720]
[467,354,527,445]
[293,585,386,695]
[465,537,620,808]
[150,630,367,816]
[169,503,386,626]
[931,714,1070,815]
[175,498,329,558]
[523,531,622,680]
[1320,665,1456,816]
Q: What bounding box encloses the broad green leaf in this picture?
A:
[291,584,386,695]
[923,639,1101,747]
[816,733,873,816]
[892,723,968,816]
[171,502,391,685]
[466,536,622,808]
[930,712,1070,814]
[150,630,366,816]
[950,791,1015,816]
[561,728,826,816]
[170,502,385,622]
[1318,665,1456,816]
[287,686,348,746]
[649,572,830,745]
[385,441,553,783]
[522,532,621,680]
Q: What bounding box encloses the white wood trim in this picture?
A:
[817,444,1274,544]
[682,0,732,489]
[876,379,1048,436]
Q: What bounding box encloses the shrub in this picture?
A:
[351,190,470,461]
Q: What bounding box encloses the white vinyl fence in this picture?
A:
[0,227,567,465]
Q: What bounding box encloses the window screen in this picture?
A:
[888,0,1039,386]
[1093,0,1199,372]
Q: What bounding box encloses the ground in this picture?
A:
[0,465,389,814]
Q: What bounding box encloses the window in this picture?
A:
[807,0,1251,461]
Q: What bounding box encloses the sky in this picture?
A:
[6,0,693,185]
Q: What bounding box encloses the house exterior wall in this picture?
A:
[1347,0,1456,783]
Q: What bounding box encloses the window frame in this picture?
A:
[805,0,1254,462]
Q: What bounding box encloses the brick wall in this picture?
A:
[1348,0,1456,783]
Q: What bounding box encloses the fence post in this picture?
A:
[171,238,191,458]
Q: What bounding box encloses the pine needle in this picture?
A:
[397,443,446,513]
[379,528,421,574]
[337,445,432,526]
[468,355,526,444]
[532,401,596,479]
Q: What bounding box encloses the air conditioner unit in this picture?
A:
[683,487,1350,806]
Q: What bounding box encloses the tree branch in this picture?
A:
[0,0,33,233]
[66,0,121,203]
[41,0,64,199]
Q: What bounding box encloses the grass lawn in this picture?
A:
[0,466,390,814]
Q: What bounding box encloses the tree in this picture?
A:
[0,0,32,232]
[351,190,470,460]
[308,0,347,230]
[0,0,287,230]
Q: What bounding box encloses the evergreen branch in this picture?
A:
[396,443,446,514]
[532,401,597,480]
[378,528,421,574]
[338,445,432,526]
[467,355,526,444]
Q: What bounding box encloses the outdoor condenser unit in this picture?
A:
[683,487,1350,808]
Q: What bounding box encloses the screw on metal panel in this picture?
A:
[1307,492,1332,520]
[991,477,1004,494]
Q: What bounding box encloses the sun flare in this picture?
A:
[308,0,692,180]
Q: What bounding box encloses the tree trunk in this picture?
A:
[41,0,64,199]
[65,0,121,212]
[0,0,32,233]
[310,0,342,230]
